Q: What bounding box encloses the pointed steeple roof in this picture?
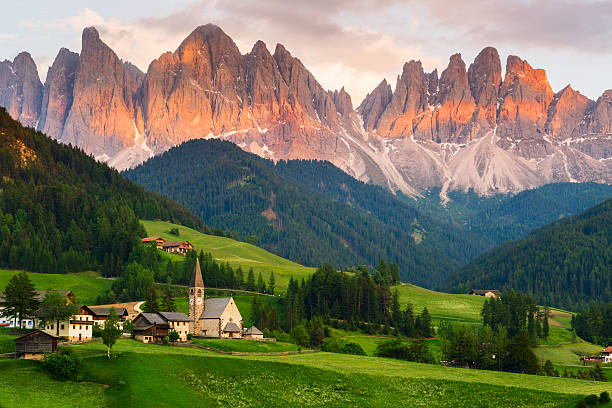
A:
[190,258,204,287]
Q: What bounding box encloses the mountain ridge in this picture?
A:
[1,24,611,198]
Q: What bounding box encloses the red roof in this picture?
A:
[602,346,612,354]
[142,236,162,242]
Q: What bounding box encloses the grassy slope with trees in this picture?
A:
[445,198,612,310]
[124,139,485,287]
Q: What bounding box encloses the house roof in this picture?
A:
[469,289,501,296]
[190,258,204,288]
[158,311,192,322]
[162,241,192,248]
[85,306,128,317]
[138,313,169,326]
[14,329,59,341]
[200,297,232,319]
[602,346,612,354]
[245,326,263,335]
[141,236,162,242]
[223,321,241,333]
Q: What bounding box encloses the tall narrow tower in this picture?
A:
[189,258,205,335]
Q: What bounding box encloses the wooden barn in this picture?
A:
[14,330,58,360]
[469,289,501,298]
[133,312,192,343]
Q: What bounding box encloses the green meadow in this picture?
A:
[190,338,300,353]
[0,269,112,304]
[1,339,608,408]
[141,220,315,291]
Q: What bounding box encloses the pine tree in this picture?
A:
[160,287,176,312]
[143,284,160,313]
[257,272,265,294]
[269,271,275,295]
[391,288,401,327]
[543,307,550,341]
[246,268,256,292]
[0,272,38,328]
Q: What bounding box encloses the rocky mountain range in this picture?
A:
[1,25,610,198]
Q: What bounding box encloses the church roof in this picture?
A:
[200,297,233,319]
[223,321,241,333]
[190,258,204,287]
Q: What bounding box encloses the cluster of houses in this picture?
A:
[141,236,194,256]
[581,347,612,364]
[3,260,266,359]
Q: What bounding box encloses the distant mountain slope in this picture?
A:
[124,139,482,286]
[0,107,204,275]
[445,198,612,310]
[408,183,612,247]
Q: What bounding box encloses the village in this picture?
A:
[2,259,270,360]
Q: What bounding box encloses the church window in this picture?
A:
[190,289,194,295]
[198,289,202,297]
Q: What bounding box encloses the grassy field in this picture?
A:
[142,220,315,292]
[535,343,605,366]
[191,338,301,353]
[329,329,442,359]
[394,283,486,324]
[0,329,17,353]
[0,338,609,407]
[0,269,112,304]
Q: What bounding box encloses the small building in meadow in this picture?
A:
[141,236,166,249]
[42,305,94,342]
[469,289,501,299]
[14,330,58,360]
[244,326,264,340]
[133,312,192,343]
[602,346,612,363]
[162,241,194,255]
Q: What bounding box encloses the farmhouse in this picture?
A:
[602,346,612,363]
[133,311,192,343]
[162,241,194,255]
[189,259,243,338]
[469,289,501,298]
[141,236,166,249]
[42,305,94,342]
[244,326,264,340]
[14,330,58,360]
[83,306,129,329]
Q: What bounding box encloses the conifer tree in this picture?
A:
[246,268,256,292]
[160,287,176,312]
[269,271,275,295]
[0,272,38,328]
[143,284,160,313]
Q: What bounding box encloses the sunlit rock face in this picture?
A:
[1,26,611,197]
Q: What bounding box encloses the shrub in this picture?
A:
[290,325,310,347]
[168,330,180,343]
[169,228,179,236]
[600,391,610,403]
[187,333,193,341]
[375,339,411,360]
[584,394,599,406]
[341,342,366,356]
[92,325,102,338]
[123,320,134,337]
[42,348,83,381]
[163,335,169,344]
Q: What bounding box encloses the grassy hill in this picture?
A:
[0,339,609,407]
[0,269,112,305]
[142,219,315,291]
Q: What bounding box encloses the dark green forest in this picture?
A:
[0,108,205,275]
[124,139,485,287]
[410,183,612,247]
[445,198,612,310]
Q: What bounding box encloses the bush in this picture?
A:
[92,325,102,338]
[375,339,411,360]
[341,342,366,356]
[584,395,599,406]
[187,333,193,341]
[168,330,180,343]
[169,228,179,236]
[600,391,610,403]
[123,320,134,337]
[290,325,310,347]
[163,336,169,344]
[42,348,83,381]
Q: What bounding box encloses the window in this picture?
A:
[51,324,54,330]
[79,325,82,330]
[190,289,194,295]
[73,325,76,330]
[61,324,64,330]
[198,289,202,297]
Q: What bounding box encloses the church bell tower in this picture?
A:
[189,258,205,335]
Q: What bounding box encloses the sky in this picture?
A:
[3,0,612,105]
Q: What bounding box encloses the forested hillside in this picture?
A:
[124,139,482,286]
[410,183,612,247]
[445,198,612,310]
[0,108,204,275]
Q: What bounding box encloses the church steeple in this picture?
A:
[189,258,205,335]
[190,258,204,288]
